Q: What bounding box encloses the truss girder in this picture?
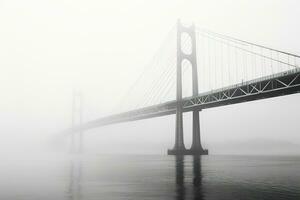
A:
[69,69,300,132]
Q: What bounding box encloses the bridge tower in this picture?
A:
[168,20,208,155]
[71,91,84,154]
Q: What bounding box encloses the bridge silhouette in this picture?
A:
[69,20,300,155]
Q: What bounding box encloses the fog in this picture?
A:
[0,0,300,156]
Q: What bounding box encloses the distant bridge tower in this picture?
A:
[168,20,208,155]
[71,91,84,154]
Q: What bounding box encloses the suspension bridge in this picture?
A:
[69,20,300,155]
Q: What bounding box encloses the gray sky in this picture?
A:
[0,0,299,155]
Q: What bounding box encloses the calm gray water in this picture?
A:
[0,154,300,200]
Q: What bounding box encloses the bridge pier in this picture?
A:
[168,109,208,155]
[70,91,84,154]
[190,110,208,155]
[168,20,208,155]
[168,107,186,155]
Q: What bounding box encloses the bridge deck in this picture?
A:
[74,68,300,132]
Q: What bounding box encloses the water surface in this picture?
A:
[0,155,299,200]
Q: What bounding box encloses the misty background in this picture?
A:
[0,0,300,155]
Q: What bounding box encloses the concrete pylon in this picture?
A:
[70,91,84,154]
[168,20,208,155]
[190,110,208,154]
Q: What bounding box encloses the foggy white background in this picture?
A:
[0,0,300,155]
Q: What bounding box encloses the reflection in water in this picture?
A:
[175,156,204,200]
[175,156,185,200]
[192,156,203,200]
[62,155,300,200]
[67,155,204,200]
[68,157,82,200]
